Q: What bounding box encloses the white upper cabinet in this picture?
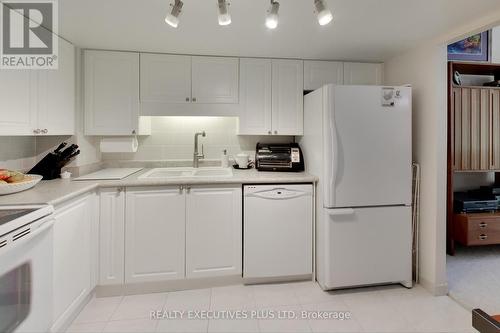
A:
[140,55,239,116]
[38,38,76,135]
[84,50,141,136]
[239,59,304,136]
[343,62,383,85]
[272,59,304,136]
[304,61,343,91]
[186,185,242,279]
[0,70,38,135]
[0,36,75,136]
[238,58,272,135]
[141,54,192,104]
[191,56,239,104]
[125,186,186,284]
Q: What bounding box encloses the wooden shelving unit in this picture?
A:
[447,61,500,255]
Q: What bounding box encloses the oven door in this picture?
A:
[0,218,54,333]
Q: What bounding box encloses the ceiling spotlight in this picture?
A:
[314,0,333,26]
[266,0,280,29]
[165,0,183,28]
[217,0,231,26]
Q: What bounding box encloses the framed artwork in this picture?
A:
[448,31,490,62]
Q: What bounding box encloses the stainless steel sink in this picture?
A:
[139,168,232,179]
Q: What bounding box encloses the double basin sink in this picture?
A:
[139,167,233,179]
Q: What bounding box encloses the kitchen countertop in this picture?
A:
[0,168,317,206]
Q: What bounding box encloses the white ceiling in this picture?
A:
[59,0,500,62]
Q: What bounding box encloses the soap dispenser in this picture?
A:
[221,149,229,168]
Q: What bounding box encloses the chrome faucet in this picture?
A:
[193,131,206,168]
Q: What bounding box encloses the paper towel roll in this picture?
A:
[100,137,139,153]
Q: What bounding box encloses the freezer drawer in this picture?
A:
[243,184,313,279]
[318,205,412,290]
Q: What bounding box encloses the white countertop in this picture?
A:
[0,168,318,206]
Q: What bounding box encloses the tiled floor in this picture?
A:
[67,282,476,333]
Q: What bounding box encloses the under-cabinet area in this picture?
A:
[21,173,315,331]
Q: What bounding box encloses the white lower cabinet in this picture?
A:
[186,185,242,278]
[52,193,96,332]
[125,186,186,283]
[99,188,125,286]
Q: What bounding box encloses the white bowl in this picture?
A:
[0,174,43,195]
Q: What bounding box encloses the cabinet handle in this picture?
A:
[33,129,41,134]
[132,130,136,135]
[186,186,191,194]
[117,187,123,194]
[186,97,190,102]
[479,222,488,228]
[41,129,48,134]
[192,97,197,102]
[274,130,278,135]
[179,185,184,194]
[479,234,488,241]
[268,130,272,135]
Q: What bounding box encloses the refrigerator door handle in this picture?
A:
[324,88,339,207]
[326,208,355,216]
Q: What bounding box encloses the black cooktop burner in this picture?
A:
[0,209,37,227]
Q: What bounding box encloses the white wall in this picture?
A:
[101,117,292,161]
[384,44,449,295]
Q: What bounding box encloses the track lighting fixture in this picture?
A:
[217,0,231,26]
[266,0,280,29]
[163,0,334,29]
[314,0,333,26]
[165,0,183,28]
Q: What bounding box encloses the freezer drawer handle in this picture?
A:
[326,208,355,216]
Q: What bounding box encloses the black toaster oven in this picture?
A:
[255,143,305,172]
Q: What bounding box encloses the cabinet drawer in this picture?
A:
[453,213,500,246]
[468,229,500,245]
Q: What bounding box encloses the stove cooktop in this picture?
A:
[0,209,38,227]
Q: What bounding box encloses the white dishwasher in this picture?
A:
[243,184,313,280]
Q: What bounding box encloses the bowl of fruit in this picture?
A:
[0,170,43,195]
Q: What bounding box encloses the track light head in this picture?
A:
[266,0,279,29]
[314,0,333,26]
[165,0,183,28]
[217,0,231,26]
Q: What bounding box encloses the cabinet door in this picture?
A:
[99,188,125,286]
[52,195,93,330]
[453,88,462,170]
[140,53,192,103]
[491,90,500,169]
[125,187,185,283]
[272,59,304,135]
[470,88,491,170]
[343,62,383,85]
[186,185,242,278]
[84,50,140,135]
[238,58,272,135]
[304,61,343,91]
[192,56,239,104]
[38,37,76,136]
[460,88,471,170]
[0,70,38,135]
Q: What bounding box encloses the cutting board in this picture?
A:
[74,168,143,181]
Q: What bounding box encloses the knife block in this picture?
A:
[28,153,63,180]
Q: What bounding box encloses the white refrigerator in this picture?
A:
[299,84,413,290]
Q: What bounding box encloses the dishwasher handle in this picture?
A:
[245,188,311,200]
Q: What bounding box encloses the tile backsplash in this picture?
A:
[102,117,293,161]
[0,137,37,171]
